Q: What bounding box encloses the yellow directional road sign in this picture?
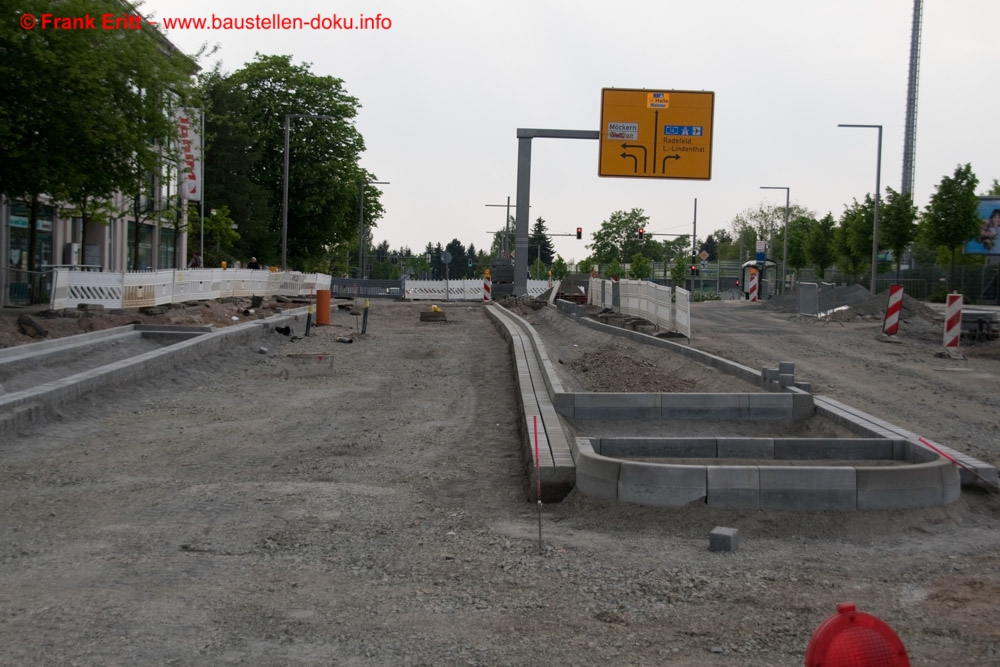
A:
[599,88,715,180]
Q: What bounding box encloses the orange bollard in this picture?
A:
[316,289,331,325]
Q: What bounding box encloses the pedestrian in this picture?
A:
[188,251,203,268]
[247,256,262,270]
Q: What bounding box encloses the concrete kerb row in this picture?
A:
[0,308,313,440]
[484,304,575,502]
[545,302,980,510]
[573,436,962,510]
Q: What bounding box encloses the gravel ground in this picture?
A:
[1,298,999,666]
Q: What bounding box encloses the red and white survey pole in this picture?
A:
[944,293,962,349]
[748,268,759,303]
[882,284,904,335]
[533,415,542,552]
[483,269,491,303]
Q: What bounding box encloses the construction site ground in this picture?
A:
[1,294,999,666]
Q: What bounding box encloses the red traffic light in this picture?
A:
[576,227,582,240]
[638,228,644,239]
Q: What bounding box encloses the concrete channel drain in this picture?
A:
[488,301,995,511]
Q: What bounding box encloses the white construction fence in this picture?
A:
[50,268,330,310]
[588,277,691,339]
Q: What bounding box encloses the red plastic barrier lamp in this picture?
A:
[805,603,910,667]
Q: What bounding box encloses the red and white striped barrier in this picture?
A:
[882,284,904,335]
[483,269,491,303]
[748,268,759,303]
[944,293,962,348]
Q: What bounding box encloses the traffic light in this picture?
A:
[638,228,644,239]
[468,259,473,268]
[690,264,698,276]
[576,227,582,240]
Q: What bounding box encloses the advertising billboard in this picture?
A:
[964,197,1000,255]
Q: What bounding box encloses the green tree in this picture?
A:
[588,208,650,263]
[785,216,814,276]
[444,239,467,279]
[200,206,240,267]
[577,257,594,275]
[921,164,981,289]
[551,255,569,279]
[530,257,546,280]
[670,256,688,288]
[984,179,1000,196]
[806,213,837,279]
[529,217,555,265]
[203,54,377,271]
[490,216,516,256]
[628,253,652,280]
[0,0,198,270]
[606,258,623,280]
[836,197,875,277]
[730,203,782,259]
[879,187,918,278]
[701,234,719,261]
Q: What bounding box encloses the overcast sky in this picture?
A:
[144,0,999,263]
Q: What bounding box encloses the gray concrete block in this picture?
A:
[617,462,706,507]
[779,361,795,375]
[856,461,948,510]
[778,373,795,387]
[707,466,760,508]
[759,466,857,510]
[905,439,940,463]
[600,437,717,459]
[790,392,815,420]
[941,463,962,504]
[660,393,742,420]
[718,437,774,459]
[574,392,660,419]
[747,393,793,420]
[774,438,894,461]
[552,392,574,417]
[522,415,554,467]
[573,440,620,501]
[709,526,739,552]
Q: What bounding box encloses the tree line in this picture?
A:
[574,166,998,293]
[1,2,383,274]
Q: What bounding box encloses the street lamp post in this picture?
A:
[838,123,883,295]
[358,180,389,279]
[760,186,790,295]
[282,113,336,271]
[485,197,514,255]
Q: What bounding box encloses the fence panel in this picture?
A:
[674,287,691,339]
[799,282,819,316]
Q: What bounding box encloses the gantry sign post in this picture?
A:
[512,89,714,296]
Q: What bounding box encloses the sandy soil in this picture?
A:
[1,296,999,666]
